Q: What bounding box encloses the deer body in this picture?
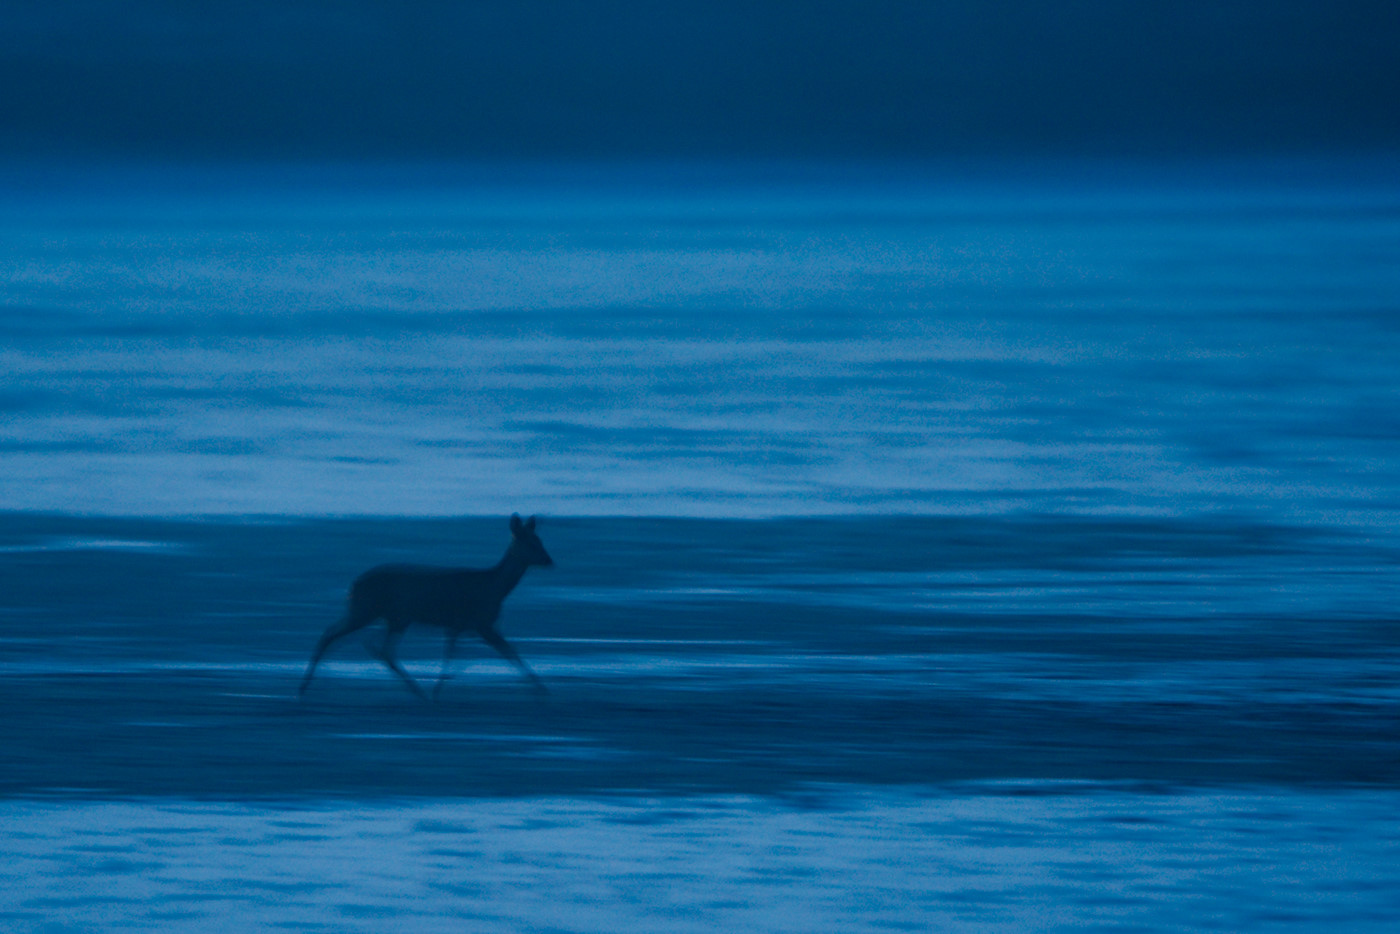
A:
[298,515,553,700]
[349,564,518,631]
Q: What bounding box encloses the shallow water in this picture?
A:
[5,789,1400,933]
[2,514,1396,796]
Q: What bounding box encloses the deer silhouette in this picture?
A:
[298,514,553,700]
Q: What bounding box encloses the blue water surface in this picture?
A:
[3,160,1397,523]
[2,160,1399,932]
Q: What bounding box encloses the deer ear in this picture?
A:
[510,514,523,533]
[525,516,536,531]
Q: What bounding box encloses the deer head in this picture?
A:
[509,514,554,567]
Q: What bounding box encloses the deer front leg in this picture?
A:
[481,628,547,694]
[432,631,460,702]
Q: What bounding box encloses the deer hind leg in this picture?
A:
[481,628,547,694]
[299,608,379,697]
[367,621,427,701]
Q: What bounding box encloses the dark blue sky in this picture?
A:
[3,1,1398,160]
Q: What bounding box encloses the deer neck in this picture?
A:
[490,543,531,598]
